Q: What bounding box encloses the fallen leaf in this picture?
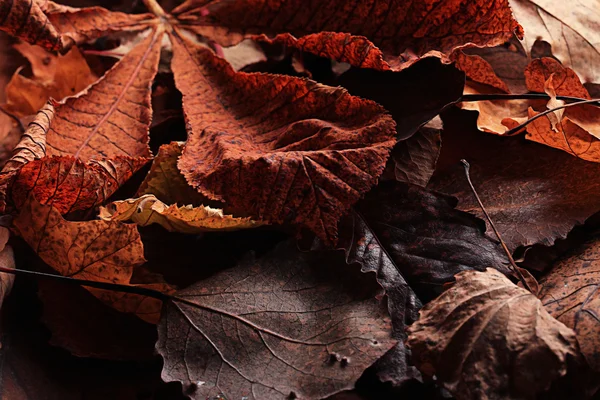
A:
[174,0,523,71]
[45,27,162,161]
[540,238,600,372]
[157,240,396,399]
[0,226,14,313]
[171,30,396,244]
[99,194,262,233]
[509,0,600,83]
[430,108,600,251]
[13,195,171,323]
[346,182,509,301]
[407,268,582,400]
[136,141,207,206]
[3,42,97,117]
[0,0,71,52]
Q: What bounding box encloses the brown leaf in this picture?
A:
[136,141,207,206]
[430,109,600,251]
[45,28,162,161]
[170,30,396,244]
[157,240,396,399]
[42,1,155,46]
[0,226,14,313]
[0,0,71,53]
[407,268,581,400]
[540,238,600,372]
[510,0,600,83]
[4,43,97,117]
[13,195,172,323]
[174,0,523,71]
[99,194,263,233]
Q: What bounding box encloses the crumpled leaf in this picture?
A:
[174,0,523,71]
[509,0,600,83]
[4,42,97,117]
[430,110,600,251]
[99,194,262,233]
[136,142,207,206]
[41,1,155,46]
[45,28,162,161]
[0,0,71,52]
[157,240,396,399]
[13,195,173,324]
[540,237,600,372]
[171,30,396,244]
[407,268,582,400]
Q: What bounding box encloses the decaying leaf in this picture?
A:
[540,238,600,371]
[99,194,262,233]
[3,42,97,117]
[509,0,600,83]
[13,195,172,323]
[0,0,71,53]
[175,0,523,71]
[407,268,582,400]
[157,240,396,399]
[171,30,396,244]
[430,110,600,251]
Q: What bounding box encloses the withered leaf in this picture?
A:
[175,0,523,71]
[99,194,262,233]
[13,195,172,323]
[171,31,396,244]
[0,226,14,313]
[45,27,162,161]
[4,42,97,117]
[430,110,600,251]
[0,0,70,53]
[157,240,396,399]
[540,237,600,371]
[510,0,600,83]
[42,1,155,46]
[347,182,509,301]
[407,268,581,400]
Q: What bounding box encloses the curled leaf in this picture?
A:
[99,194,263,233]
[170,31,396,244]
[407,268,581,400]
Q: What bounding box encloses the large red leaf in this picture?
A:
[174,0,523,71]
[170,31,396,244]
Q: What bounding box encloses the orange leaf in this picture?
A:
[13,195,173,324]
[170,30,396,244]
[45,28,162,161]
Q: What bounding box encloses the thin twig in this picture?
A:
[460,93,600,105]
[460,160,534,293]
[0,106,25,133]
[0,266,170,301]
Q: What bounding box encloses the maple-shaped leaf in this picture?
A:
[170,30,396,244]
[41,0,155,46]
[13,195,173,323]
[4,42,97,117]
[430,109,600,251]
[540,238,600,372]
[45,27,162,161]
[407,268,582,400]
[0,0,71,53]
[136,142,207,206]
[157,240,396,399]
[174,0,523,71]
[99,194,263,233]
[510,0,600,84]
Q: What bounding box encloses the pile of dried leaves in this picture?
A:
[0,0,598,399]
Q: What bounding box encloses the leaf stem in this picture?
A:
[0,266,170,301]
[460,160,534,293]
[460,93,600,105]
[142,0,167,17]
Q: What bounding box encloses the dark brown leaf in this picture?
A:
[407,268,582,400]
[170,30,396,244]
[157,240,396,399]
